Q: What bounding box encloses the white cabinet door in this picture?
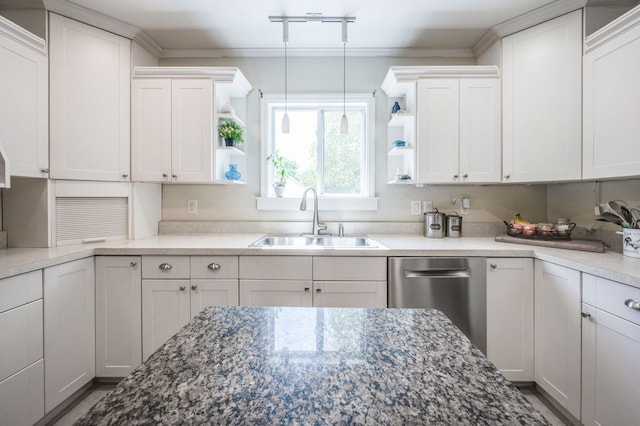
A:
[239,280,313,307]
[190,279,239,317]
[0,28,48,178]
[583,13,640,179]
[534,260,581,418]
[49,13,130,181]
[95,256,142,377]
[171,79,214,183]
[0,359,44,426]
[131,79,172,182]
[43,257,95,412]
[459,79,501,183]
[581,304,640,426]
[486,258,534,381]
[313,281,386,308]
[416,78,460,183]
[141,279,190,360]
[502,10,582,183]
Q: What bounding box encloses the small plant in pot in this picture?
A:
[266,150,291,197]
[218,120,244,147]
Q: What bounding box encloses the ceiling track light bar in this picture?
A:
[269,15,356,24]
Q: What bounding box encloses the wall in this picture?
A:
[159,55,548,229]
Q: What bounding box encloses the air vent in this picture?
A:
[56,197,128,244]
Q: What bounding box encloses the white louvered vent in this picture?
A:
[56,197,128,244]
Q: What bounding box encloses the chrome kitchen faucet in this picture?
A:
[299,187,327,235]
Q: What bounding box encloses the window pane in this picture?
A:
[323,110,364,195]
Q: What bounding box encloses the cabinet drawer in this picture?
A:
[0,270,42,314]
[191,256,238,279]
[0,359,44,426]
[313,257,387,281]
[239,256,312,280]
[0,300,43,382]
[583,274,640,326]
[142,256,190,279]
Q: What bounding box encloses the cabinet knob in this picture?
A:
[122,173,129,178]
[191,285,198,291]
[162,173,168,178]
[581,312,591,319]
[504,174,511,180]
[316,288,322,293]
[453,174,459,180]
[179,286,186,291]
[130,260,138,267]
[207,263,221,271]
[490,263,497,269]
[462,174,468,179]
[624,299,640,311]
[41,168,49,173]
[159,263,172,271]
[172,174,178,179]
[304,287,310,292]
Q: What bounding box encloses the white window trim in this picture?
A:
[258,93,377,211]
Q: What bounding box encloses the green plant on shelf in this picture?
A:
[218,120,244,145]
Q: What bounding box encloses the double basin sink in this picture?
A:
[249,233,379,249]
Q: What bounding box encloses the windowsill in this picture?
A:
[256,197,378,211]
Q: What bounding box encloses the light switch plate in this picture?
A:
[187,200,198,214]
[411,200,422,215]
[423,200,433,212]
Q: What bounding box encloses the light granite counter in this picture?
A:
[0,234,639,288]
[75,306,551,425]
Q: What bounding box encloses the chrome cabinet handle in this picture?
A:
[304,287,310,292]
[581,312,591,319]
[191,285,198,291]
[41,168,49,173]
[179,286,186,291]
[130,260,137,267]
[490,263,497,269]
[207,263,221,271]
[624,299,640,310]
[159,263,172,271]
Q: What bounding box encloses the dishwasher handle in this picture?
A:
[404,269,471,279]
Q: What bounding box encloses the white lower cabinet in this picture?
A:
[44,257,95,412]
[95,256,142,377]
[581,273,640,426]
[240,280,313,307]
[141,256,239,359]
[0,270,44,425]
[486,258,534,382]
[534,260,581,418]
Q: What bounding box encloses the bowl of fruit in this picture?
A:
[505,213,536,238]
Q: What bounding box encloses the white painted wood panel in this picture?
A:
[0,270,42,313]
[313,281,387,308]
[239,256,312,280]
[142,255,190,279]
[312,257,386,281]
[239,280,313,307]
[43,257,95,412]
[95,256,142,377]
[0,359,44,426]
[486,258,534,381]
[190,279,239,316]
[0,300,42,382]
[191,256,239,279]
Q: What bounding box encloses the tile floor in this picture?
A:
[52,384,567,425]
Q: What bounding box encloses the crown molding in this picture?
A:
[381,65,500,96]
[0,14,46,54]
[161,47,475,59]
[473,0,587,57]
[585,4,640,53]
[132,66,252,96]
[132,30,162,59]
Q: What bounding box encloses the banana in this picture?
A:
[510,213,531,226]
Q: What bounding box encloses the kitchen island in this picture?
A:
[75,306,550,425]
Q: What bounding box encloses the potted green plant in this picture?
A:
[266,150,290,197]
[218,120,244,147]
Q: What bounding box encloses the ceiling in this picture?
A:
[58,0,559,55]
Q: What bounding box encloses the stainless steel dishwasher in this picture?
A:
[388,257,486,354]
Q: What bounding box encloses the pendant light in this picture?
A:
[340,19,349,134]
[282,19,290,134]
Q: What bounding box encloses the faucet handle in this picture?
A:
[338,224,344,237]
[318,223,328,232]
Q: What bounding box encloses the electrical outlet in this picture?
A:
[411,200,422,215]
[187,200,198,214]
[460,197,470,215]
[423,200,433,212]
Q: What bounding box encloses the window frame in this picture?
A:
[258,93,377,211]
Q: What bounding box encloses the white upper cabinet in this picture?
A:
[583,7,640,179]
[0,16,48,179]
[382,66,501,185]
[502,10,582,183]
[49,13,131,181]
[131,67,251,184]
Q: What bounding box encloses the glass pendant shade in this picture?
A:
[340,114,348,134]
[282,112,290,134]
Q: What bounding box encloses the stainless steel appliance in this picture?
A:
[388,257,486,353]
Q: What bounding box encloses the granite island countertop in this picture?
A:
[75,306,550,425]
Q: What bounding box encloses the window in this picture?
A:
[259,94,377,211]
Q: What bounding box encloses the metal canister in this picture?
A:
[424,209,446,238]
[446,212,463,238]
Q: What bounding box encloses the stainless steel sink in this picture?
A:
[249,234,378,248]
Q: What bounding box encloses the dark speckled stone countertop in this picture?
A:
[76,307,550,425]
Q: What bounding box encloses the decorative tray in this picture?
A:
[503,221,576,241]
